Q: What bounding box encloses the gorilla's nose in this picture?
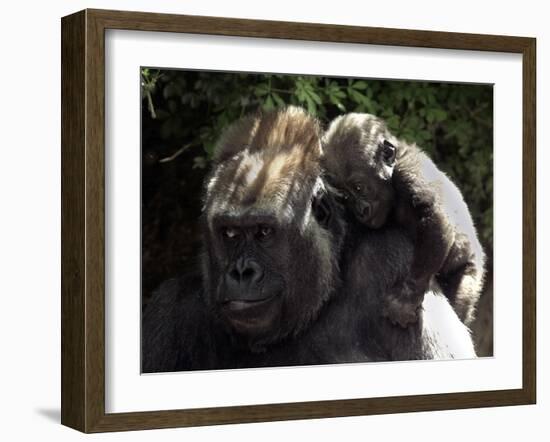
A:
[227,257,264,288]
[356,200,371,219]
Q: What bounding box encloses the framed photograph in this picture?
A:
[61,9,536,433]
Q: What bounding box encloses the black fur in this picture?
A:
[323,113,486,327]
[142,107,476,373]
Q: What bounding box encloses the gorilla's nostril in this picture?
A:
[357,201,371,219]
[364,203,371,217]
[228,258,263,285]
[242,268,254,280]
[229,268,240,281]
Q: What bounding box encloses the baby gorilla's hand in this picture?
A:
[382,279,428,328]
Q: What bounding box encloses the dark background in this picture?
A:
[141,68,494,356]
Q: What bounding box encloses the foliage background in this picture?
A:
[141,68,493,355]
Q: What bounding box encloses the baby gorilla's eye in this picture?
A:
[382,140,396,164]
[354,184,362,192]
[257,225,274,239]
[222,227,240,239]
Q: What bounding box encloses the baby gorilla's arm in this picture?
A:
[383,151,455,327]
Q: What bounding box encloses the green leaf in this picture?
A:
[329,95,346,112]
[163,83,179,99]
[263,95,275,110]
[308,90,323,105]
[272,92,285,107]
[254,83,270,97]
[305,96,317,114]
[167,99,177,113]
[352,80,368,90]
[433,109,448,122]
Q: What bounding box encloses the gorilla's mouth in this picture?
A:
[223,295,275,311]
[219,292,283,335]
[364,215,386,229]
[355,207,386,229]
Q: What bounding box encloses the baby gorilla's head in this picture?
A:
[322,113,398,229]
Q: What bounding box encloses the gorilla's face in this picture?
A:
[337,140,396,229]
[209,214,288,338]
[201,107,342,351]
[323,113,397,229]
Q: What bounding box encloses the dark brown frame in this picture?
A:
[61,8,536,433]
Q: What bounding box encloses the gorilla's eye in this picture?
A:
[382,140,396,164]
[222,227,240,239]
[354,183,362,192]
[342,191,350,201]
[257,225,274,239]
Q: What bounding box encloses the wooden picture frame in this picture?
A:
[61,8,536,433]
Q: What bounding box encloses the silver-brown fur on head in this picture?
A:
[204,106,323,230]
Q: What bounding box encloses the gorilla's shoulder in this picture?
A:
[142,273,212,373]
[147,274,203,308]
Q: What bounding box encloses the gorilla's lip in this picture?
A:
[221,293,282,334]
[222,294,279,312]
[356,211,385,229]
[220,292,282,333]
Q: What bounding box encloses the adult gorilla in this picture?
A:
[142,106,475,372]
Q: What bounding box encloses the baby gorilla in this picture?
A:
[323,113,485,327]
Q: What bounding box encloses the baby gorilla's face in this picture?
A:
[323,114,398,229]
[336,140,395,229]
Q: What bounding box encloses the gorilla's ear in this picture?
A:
[311,190,332,228]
